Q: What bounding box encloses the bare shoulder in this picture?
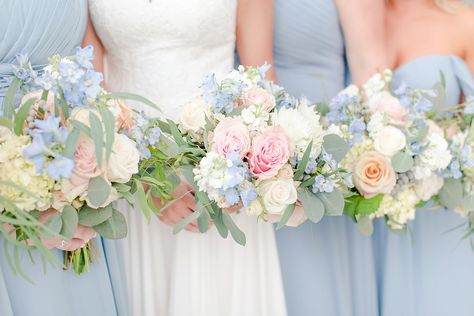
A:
[457,6,474,30]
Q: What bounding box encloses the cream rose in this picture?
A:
[179,97,210,133]
[373,126,406,157]
[414,173,444,201]
[353,151,397,198]
[106,133,140,183]
[257,178,298,215]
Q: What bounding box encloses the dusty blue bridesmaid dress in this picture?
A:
[273,1,378,315]
[375,56,474,316]
[0,1,128,315]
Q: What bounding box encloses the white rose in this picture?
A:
[180,97,210,133]
[414,173,444,201]
[257,178,298,215]
[106,133,140,183]
[373,126,406,157]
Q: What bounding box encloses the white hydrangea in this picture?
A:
[370,186,418,230]
[414,133,452,180]
[272,99,324,160]
[340,137,374,170]
[363,72,388,99]
[0,135,54,212]
[367,112,387,139]
[241,104,270,133]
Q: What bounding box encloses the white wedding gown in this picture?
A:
[89,1,287,315]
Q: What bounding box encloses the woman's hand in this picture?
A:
[155,181,200,233]
[39,210,97,251]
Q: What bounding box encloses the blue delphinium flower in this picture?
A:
[12,54,37,85]
[129,112,161,159]
[239,185,257,207]
[74,45,94,69]
[46,155,74,180]
[312,175,335,194]
[23,136,48,172]
[349,118,366,144]
[32,116,68,144]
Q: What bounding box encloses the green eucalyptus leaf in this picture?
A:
[69,119,91,137]
[105,92,160,112]
[213,208,229,238]
[462,195,474,212]
[222,212,246,246]
[63,128,80,158]
[173,209,201,234]
[78,205,113,227]
[115,183,131,193]
[3,77,20,119]
[87,176,111,208]
[197,203,211,233]
[99,107,115,161]
[316,102,330,116]
[323,134,349,162]
[167,119,186,146]
[89,112,104,166]
[14,98,36,135]
[60,205,79,240]
[317,189,344,216]
[391,152,414,173]
[294,141,312,180]
[439,178,463,209]
[93,209,127,240]
[298,188,325,223]
[41,213,62,239]
[276,203,296,230]
[135,179,151,222]
[0,117,13,130]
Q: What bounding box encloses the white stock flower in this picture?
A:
[241,104,270,133]
[414,133,452,179]
[367,112,386,138]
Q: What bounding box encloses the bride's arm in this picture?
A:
[81,14,105,74]
[335,0,387,85]
[236,0,277,82]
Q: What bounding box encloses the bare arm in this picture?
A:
[81,13,105,74]
[464,12,474,74]
[335,0,387,85]
[236,0,277,82]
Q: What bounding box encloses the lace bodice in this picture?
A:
[89,0,237,119]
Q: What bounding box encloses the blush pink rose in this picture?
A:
[248,127,294,179]
[240,87,276,111]
[369,92,408,126]
[353,151,396,199]
[212,117,251,158]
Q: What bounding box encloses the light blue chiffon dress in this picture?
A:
[273,1,378,315]
[0,1,128,315]
[375,55,474,316]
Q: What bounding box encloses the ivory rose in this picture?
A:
[211,117,251,158]
[373,126,406,157]
[106,133,140,183]
[257,178,298,215]
[353,151,396,198]
[368,92,408,126]
[248,127,294,179]
[180,97,210,133]
[240,87,276,111]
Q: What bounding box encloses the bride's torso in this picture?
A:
[89,0,237,119]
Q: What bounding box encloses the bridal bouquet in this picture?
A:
[326,70,452,232]
[167,65,350,245]
[0,47,164,274]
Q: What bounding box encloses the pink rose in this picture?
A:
[240,87,276,111]
[369,92,408,126]
[212,118,251,158]
[353,151,396,199]
[62,137,102,201]
[248,127,294,179]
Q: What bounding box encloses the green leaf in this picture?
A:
[276,203,296,230]
[87,176,111,208]
[3,77,20,119]
[93,209,127,240]
[391,151,414,173]
[60,205,79,240]
[105,92,161,112]
[213,208,229,238]
[294,141,312,180]
[70,119,91,137]
[316,102,330,116]
[222,212,246,246]
[168,119,186,146]
[357,194,384,216]
[323,134,349,162]
[89,111,104,166]
[63,128,80,158]
[173,209,201,234]
[60,94,69,118]
[317,189,345,216]
[344,195,360,220]
[439,178,463,209]
[462,195,474,212]
[99,107,115,161]
[115,183,131,193]
[135,179,151,222]
[298,189,325,223]
[14,97,36,135]
[197,203,211,233]
[78,205,113,227]
[41,213,62,239]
